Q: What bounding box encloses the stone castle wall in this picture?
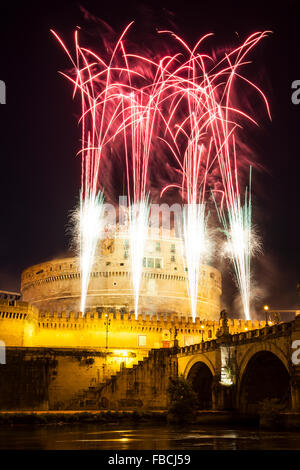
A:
[0,299,265,350]
[0,299,268,410]
[21,230,222,318]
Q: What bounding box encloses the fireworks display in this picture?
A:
[53,25,270,320]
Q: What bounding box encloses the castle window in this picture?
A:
[155,258,161,269]
[210,272,215,279]
[155,242,161,252]
[124,239,129,249]
[171,255,175,263]
[124,250,129,259]
[106,262,111,266]
[147,258,154,268]
[170,244,176,253]
[143,257,146,267]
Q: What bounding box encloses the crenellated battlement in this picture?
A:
[0,299,39,320]
[37,309,266,331]
[0,302,268,337]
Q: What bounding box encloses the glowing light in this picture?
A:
[77,191,105,314]
[128,199,150,319]
[183,202,209,322]
[220,345,235,386]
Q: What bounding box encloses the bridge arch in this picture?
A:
[238,342,290,382]
[238,348,291,413]
[183,354,215,379]
[183,355,215,410]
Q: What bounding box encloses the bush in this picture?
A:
[167,376,198,424]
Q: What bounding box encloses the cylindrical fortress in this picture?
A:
[21,226,222,319]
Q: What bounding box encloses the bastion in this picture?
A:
[21,226,222,318]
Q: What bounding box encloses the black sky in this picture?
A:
[0,0,299,317]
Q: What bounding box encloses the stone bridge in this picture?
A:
[1,315,299,413]
[97,315,300,413]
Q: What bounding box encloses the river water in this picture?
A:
[0,424,299,450]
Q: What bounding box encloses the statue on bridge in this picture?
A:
[220,309,228,322]
[217,309,230,339]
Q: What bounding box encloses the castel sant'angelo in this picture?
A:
[0,224,274,411]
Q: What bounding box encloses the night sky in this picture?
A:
[0,0,299,318]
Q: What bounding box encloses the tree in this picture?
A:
[167,376,198,424]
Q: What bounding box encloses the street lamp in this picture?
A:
[201,324,205,342]
[104,313,111,349]
[264,305,269,324]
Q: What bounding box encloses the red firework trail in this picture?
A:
[53,25,270,319]
[157,30,270,320]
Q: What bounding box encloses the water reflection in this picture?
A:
[0,424,299,450]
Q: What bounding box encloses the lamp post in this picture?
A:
[201,324,205,342]
[104,313,111,349]
[264,305,269,325]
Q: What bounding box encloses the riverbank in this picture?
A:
[0,410,167,425]
[0,410,299,430]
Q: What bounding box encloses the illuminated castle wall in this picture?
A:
[0,226,227,410]
[21,226,222,319]
[0,297,267,410]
